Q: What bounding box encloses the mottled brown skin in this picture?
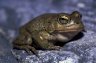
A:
[12,11,84,56]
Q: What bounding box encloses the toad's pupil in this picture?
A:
[59,18,68,24]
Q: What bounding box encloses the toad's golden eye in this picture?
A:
[58,18,69,24]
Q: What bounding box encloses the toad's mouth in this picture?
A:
[55,27,84,33]
[56,24,84,32]
[58,28,84,32]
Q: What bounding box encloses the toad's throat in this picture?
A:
[52,31,80,42]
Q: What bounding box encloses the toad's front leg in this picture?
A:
[32,31,61,50]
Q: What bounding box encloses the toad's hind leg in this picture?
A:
[13,44,38,56]
[12,33,38,56]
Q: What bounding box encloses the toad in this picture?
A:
[12,11,84,56]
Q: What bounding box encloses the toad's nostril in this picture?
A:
[76,22,79,24]
[74,21,81,24]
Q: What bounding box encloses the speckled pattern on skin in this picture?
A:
[0,0,96,63]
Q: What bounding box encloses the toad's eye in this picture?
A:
[58,18,69,24]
